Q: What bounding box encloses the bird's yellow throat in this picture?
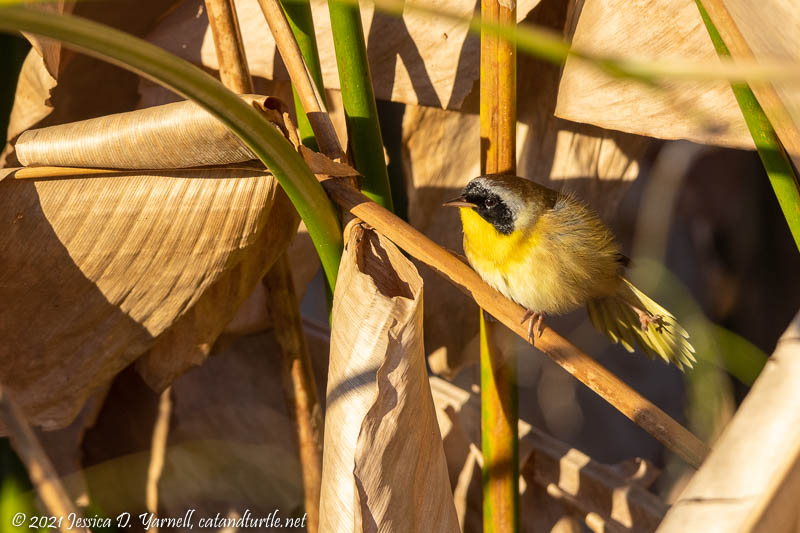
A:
[460,207,540,268]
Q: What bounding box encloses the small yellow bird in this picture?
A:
[444,174,695,369]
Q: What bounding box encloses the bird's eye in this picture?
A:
[485,197,497,208]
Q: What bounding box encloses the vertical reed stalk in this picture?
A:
[480,0,519,530]
[326,0,394,210]
[695,0,800,251]
[205,2,322,530]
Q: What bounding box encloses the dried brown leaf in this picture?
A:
[0,52,57,168]
[136,185,298,391]
[0,165,293,433]
[300,145,360,177]
[555,0,753,149]
[20,1,74,78]
[319,223,459,533]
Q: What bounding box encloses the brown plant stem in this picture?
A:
[204,1,322,529]
[0,382,89,533]
[145,386,172,533]
[480,0,518,529]
[262,255,323,531]
[204,0,254,94]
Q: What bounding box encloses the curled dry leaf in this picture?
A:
[319,223,459,533]
[0,0,73,168]
[14,95,272,168]
[402,1,651,377]
[147,0,539,110]
[556,0,754,149]
[0,97,298,432]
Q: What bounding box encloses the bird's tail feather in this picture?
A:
[586,278,695,369]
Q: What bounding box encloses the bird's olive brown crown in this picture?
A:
[462,175,557,235]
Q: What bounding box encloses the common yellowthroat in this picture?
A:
[444,174,695,369]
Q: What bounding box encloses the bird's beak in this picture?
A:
[442,195,476,208]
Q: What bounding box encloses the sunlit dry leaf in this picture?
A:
[138,83,328,338]
[319,223,459,533]
[0,168,292,432]
[146,0,539,109]
[556,0,753,149]
[402,1,651,376]
[14,95,270,168]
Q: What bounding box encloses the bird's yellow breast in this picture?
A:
[460,206,621,314]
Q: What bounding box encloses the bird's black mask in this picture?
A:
[462,181,515,235]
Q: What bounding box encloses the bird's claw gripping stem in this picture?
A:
[521,310,545,343]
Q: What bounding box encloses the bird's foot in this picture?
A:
[520,310,546,343]
[632,307,664,332]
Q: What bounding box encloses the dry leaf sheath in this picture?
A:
[319,222,459,533]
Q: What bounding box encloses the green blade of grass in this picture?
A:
[0,5,343,289]
[327,0,394,211]
[695,0,800,252]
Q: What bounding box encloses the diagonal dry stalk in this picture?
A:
[204,1,322,531]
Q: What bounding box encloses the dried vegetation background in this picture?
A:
[1,0,800,531]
